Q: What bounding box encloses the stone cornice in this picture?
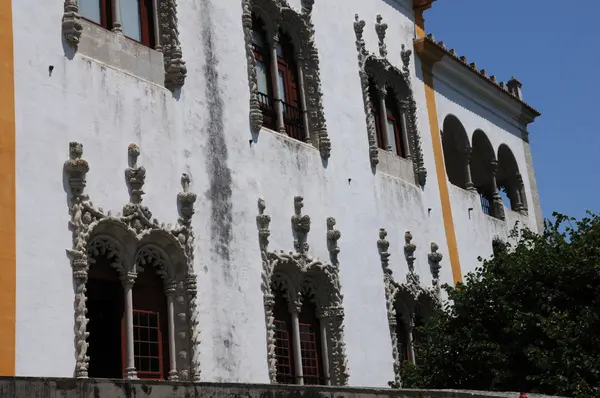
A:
[414,36,541,126]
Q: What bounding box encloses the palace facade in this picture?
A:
[0,0,541,388]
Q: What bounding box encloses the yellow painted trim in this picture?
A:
[415,11,426,39]
[422,66,463,285]
[0,0,16,376]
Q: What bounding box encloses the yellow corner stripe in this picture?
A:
[422,68,463,285]
[416,8,463,284]
[0,0,15,376]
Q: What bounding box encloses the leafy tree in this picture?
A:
[402,212,600,397]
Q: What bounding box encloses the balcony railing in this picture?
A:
[257,93,306,142]
[281,100,306,142]
[258,92,277,131]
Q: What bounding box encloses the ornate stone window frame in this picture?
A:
[64,142,200,380]
[256,197,348,385]
[377,229,440,387]
[354,15,427,186]
[62,0,187,90]
[242,0,331,160]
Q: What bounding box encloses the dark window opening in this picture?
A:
[87,256,124,379]
[395,315,411,364]
[384,90,405,158]
[273,290,295,384]
[131,267,169,380]
[299,298,325,385]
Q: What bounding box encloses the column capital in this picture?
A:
[488,159,498,174]
[463,146,473,157]
[120,272,137,287]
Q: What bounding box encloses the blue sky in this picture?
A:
[426,0,599,221]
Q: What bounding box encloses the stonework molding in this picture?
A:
[241,0,331,160]
[377,229,438,387]
[375,15,388,58]
[354,15,379,167]
[61,0,187,90]
[62,0,83,48]
[354,15,427,185]
[427,242,443,296]
[258,198,349,385]
[64,142,199,381]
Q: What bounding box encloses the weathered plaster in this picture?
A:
[13,0,541,387]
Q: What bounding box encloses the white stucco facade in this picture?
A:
[11,0,541,387]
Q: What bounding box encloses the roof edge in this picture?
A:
[414,36,541,119]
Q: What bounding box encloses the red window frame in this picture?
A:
[137,0,155,48]
[368,80,386,150]
[385,112,405,157]
[273,319,295,384]
[80,0,112,30]
[79,0,155,48]
[299,322,322,385]
[122,309,164,380]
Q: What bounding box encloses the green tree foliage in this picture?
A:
[402,213,600,397]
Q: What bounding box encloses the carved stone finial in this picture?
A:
[301,0,315,15]
[354,14,366,42]
[291,196,311,253]
[428,242,443,293]
[375,14,388,58]
[177,173,197,224]
[257,198,271,251]
[125,144,146,205]
[326,217,341,264]
[401,44,412,77]
[404,231,417,273]
[62,0,83,48]
[64,142,89,198]
[377,228,391,274]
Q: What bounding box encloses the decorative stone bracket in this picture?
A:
[64,142,199,380]
[354,14,427,186]
[61,0,187,90]
[241,0,331,161]
[258,197,349,385]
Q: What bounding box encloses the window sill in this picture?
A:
[261,127,319,152]
[77,19,165,86]
[376,148,414,183]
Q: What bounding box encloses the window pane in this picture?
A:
[256,60,269,95]
[252,29,267,48]
[276,42,284,58]
[277,70,286,102]
[386,117,398,153]
[79,0,101,24]
[120,0,142,41]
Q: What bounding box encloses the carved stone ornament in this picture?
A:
[377,228,437,387]
[258,198,349,385]
[241,0,331,160]
[61,0,187,90]
[428,242,443,295]
[354,15,427,185]
[64,142,200,380]
[375,15,388,58]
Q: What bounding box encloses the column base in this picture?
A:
[125,368,138,380]
[168,370,179,381]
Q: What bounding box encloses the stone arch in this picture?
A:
[471,130,498,216]
[442,114,472,189]
[497,144,527,212]
[361,55,426,185]
[262,252,348,386]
